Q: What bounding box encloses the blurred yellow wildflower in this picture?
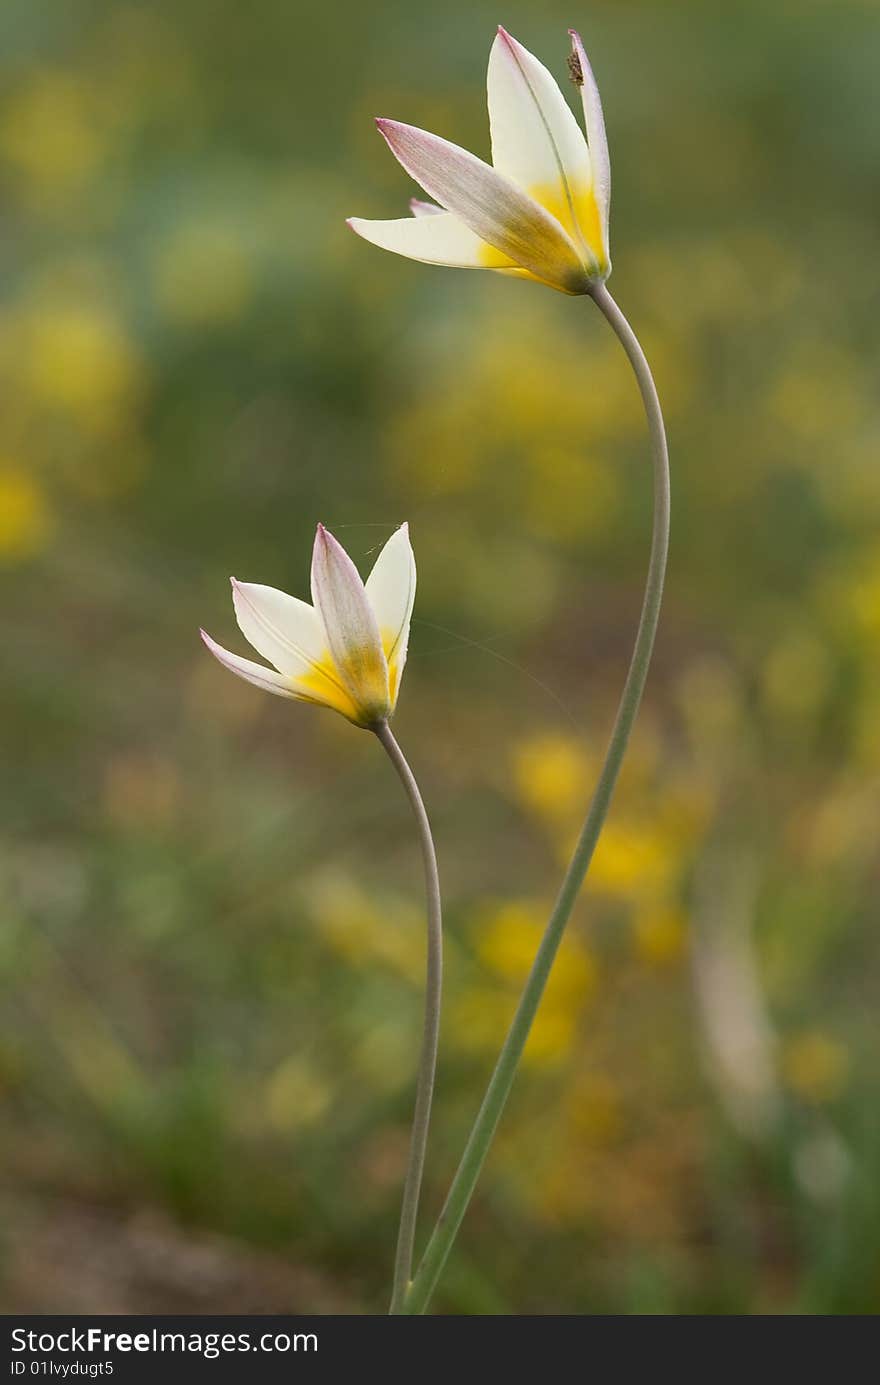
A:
[21,302,145,436]
[587,818,677,900]
[477,900,596,1001]
[832,556,880,641]
[449,982,579,1069]
[457,899,597,1067]
[512,732,592,825]
[387,316,638,509]
[1,72,103,199]
[0,468,53,562]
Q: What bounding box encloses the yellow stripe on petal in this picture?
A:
[381,630,405,706]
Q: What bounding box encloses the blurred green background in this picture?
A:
[2,0,879,1314]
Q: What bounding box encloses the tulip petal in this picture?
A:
[375,118,590,293]
[569,29,611,256]
[488,29,593,221]
[200,629,297,699]
[348,209,516,270]
[231,579,325,675]
[365,524,416,706]
[409,197,443,216]
[310,525,390,719]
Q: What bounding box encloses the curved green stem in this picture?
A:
[401,283,671,1314]
[374,720,443,1315]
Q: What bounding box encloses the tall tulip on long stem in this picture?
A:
[349,25,671,1313]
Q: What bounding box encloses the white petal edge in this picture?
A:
[365,523,416,694]
[375,118,590,293]
[569,29,611,255]
[488,28,593,209]
[348,210,514,270]
[409,197,444,217]
[231,579,326,676]
[200,629,297,699]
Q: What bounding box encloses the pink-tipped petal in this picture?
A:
[409,197,444,217]
[569,30,611,257]
[375,118,589,293]
[200,629,297,699]
[310,525,390,718]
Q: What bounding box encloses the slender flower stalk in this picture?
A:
[349,24,670,1312]
[200,523,444,1303]
[402,282,670,1314]
[374,721,443,1314]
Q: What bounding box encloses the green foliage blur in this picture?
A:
[2,0,878,1314]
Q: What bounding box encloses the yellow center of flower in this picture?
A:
[531,179,606,273]
[295,643,392,727]
[475,179,607,290]
[294,653,363,722]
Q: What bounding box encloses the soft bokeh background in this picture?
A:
[2,0,878,1314]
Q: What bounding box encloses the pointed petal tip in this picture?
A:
[314,521,340,557]
[374,118,398,152]
[375,117,411,146]
[493,26,522,59]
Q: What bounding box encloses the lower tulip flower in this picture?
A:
[201,520,442,1318]
[201,522,415,729]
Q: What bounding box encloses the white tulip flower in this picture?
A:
[348,27,611,294]
[201,523,416,728]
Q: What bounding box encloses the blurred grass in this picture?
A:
[1,0,879,1313]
